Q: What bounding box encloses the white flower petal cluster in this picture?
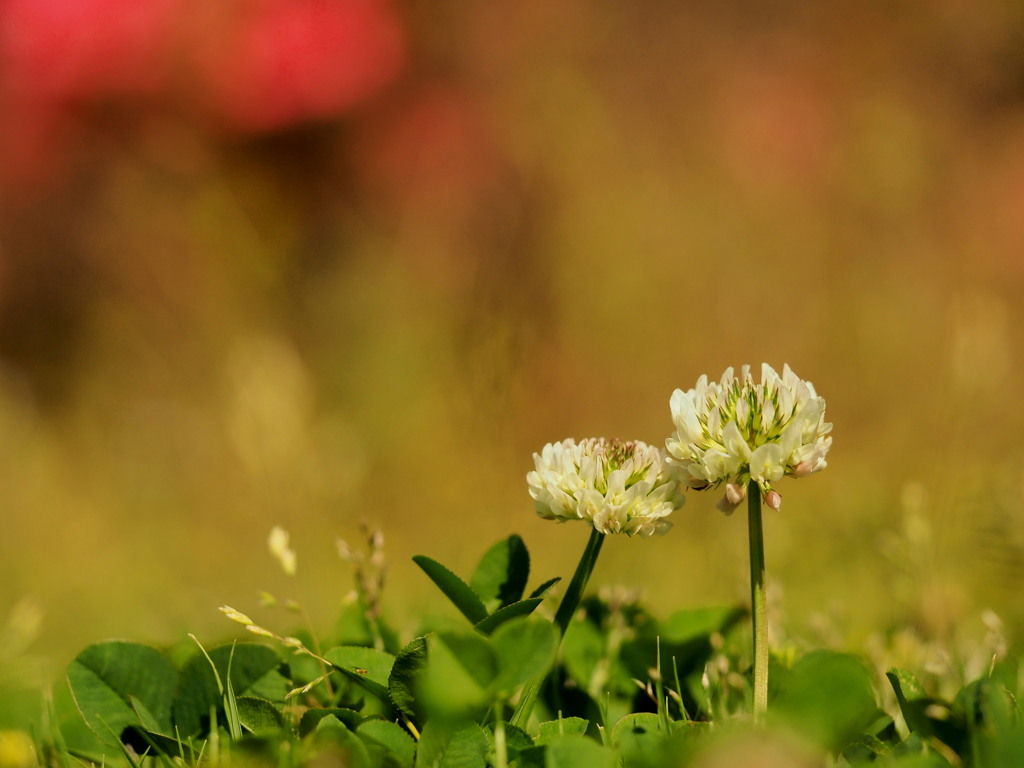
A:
[527,438,684,537]
[666,364,831,512]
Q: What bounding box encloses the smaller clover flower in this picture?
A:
[527,437,684,537]
[666,363,832,513]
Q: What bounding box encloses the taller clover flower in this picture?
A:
[666,363,831,513]
[666,363,831,724]
[514,437,684,728]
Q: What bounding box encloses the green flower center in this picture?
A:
[703,381,793,449]
[603,438,636,471]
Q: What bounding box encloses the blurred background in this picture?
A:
[1,0,1024,695]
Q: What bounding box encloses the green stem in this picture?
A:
[554,527,605,636]
[493,715,509,768]
[511,527,606,728]
[747,480,768,722]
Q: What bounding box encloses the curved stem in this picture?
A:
[747,480,768,722]
[511,527,606,728]
[554,527,605,636]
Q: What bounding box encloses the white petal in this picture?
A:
[707,406,722,439]
[703,449,741,482]
[736,398,750,428]
[722,421,750,461]
[748,443,785,483]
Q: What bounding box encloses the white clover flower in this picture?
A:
[527,437,684,537]
[666,364,831,512]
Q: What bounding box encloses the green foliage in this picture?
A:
[415,721,490,768]
[491,619,559,698]
[412,557,489,625]
[413,535,559,637]
[474,598,545,636]
[53,533,1024,768]
[886,664,1024,765]
[173,642,287,737]
[234,696,287,735]
[416,617,558,720]
[772,650,878,751]
[536,717,589,744]
[389,636,429,721]
[541,734,617,768]
[66,641,178,746]
[470,534,530,613]
[357,719,417,767]
[325,645,396,704]
[298,707,362,736]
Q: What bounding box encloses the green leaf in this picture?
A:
[774,651,878,752]
[67,641,179,747]
[325,645,396,705]
[536,717,589,744]
[415,721,490,768]
[491,618,558,697]
[560,618,607,693]
[978,723,1024,767]
[313,716,372,768]
[423,631,496,716]
[887,667,964,750]
[128,696,168,737]
[235,696,286,735]
[299,708,363,737]
[841,733,891,763]
[542,734,617,768]
[607,712,708,765]
[888,668,927,703]
[613,712,679,765]
[470,535,530,613]
[515,745,547,768]
[529,578,561,600]
[611,712,663,745]
[172,643,286,737]
[956,677,1015,732]
[358,719,416,768]
[413,556,488,625]
[498,721,534,759]
[954,676,1019,764]
[474,598,544,636]
[389,636,428,721]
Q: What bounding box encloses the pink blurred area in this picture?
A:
[0,0,1023,667]
[0,0,405,183]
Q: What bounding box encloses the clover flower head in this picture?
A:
[527,437,684,537]
[666,364,832,512]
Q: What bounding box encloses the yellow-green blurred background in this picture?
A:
[2,0,1024,688]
